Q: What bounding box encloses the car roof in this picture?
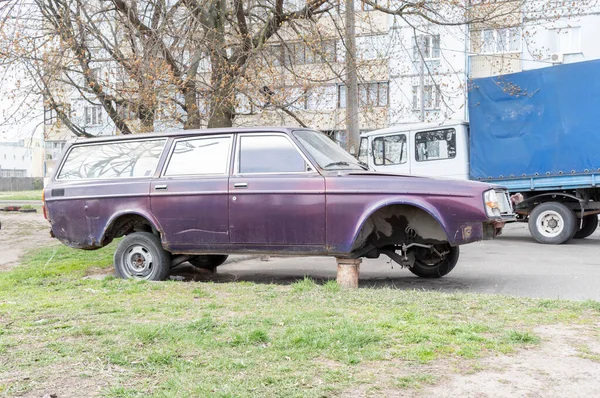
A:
[360,120,467,137]
[70,126,312,145]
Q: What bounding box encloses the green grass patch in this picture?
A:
[0,245,598,397]
[0,190,42,201]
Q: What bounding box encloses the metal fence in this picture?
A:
[0,177,43,191]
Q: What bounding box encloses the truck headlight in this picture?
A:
[483,189,501,218]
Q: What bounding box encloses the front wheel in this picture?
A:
[528,202,576,244]
[409,245,459,278]
[573,215,599,239]
[114,232,171,281]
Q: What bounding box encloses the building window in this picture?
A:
[338,82,389,108]
[44,107,56,125]
[268,40,337,67]
[413,35,440,60]
[480,28,520,54]
[85,106,103,126]
[412,85,441,111]
[551,27,581,54]
[117,103,137,120]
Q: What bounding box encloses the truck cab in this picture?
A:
[358,121,470,180]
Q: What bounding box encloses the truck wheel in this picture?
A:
[189,255,229,272]
[114,232,171,281]
[409,245,459,278]
[528,202,576,244]
[573,215,599,239]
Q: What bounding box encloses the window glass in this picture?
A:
[358,137,369,165]
[239,135,306,173]
[373,134,407,165]
[58,139,166,180]
[294,130,364,170]
[165,136,231,176]
[415,129,456,162]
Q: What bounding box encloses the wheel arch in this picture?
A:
[101,211,162,246]
[349,199,451,254]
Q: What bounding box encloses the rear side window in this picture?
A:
[373,134,407,165]
[165,136,232,176]
[57,139,166,180]
[415,129,456,162]
[238,135,306,173]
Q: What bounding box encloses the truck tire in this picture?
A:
[409,245,459,278]
[573,215,599,239]
[114,232,171,281]
[528,202,576,244]
[189,255,228,272]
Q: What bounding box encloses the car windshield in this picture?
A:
[293,130,367,170]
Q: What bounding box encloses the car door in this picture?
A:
[370,133,411,174]
[229,133,326,246]
[150,134,233,252]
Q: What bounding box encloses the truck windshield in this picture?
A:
[293,130,367,170]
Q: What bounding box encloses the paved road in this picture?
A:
[213,223,600,301]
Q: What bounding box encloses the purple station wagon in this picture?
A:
[43,127,512,281]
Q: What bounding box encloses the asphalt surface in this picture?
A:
[212,223,600,301]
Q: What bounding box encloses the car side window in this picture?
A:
[373,134,407,165]
[415,128,456,162]
[57,139,166,180]
[165,136,231,176]
[239,135,306,174]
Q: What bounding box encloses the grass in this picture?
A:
[0,245,599,397]
[0,190,42,201]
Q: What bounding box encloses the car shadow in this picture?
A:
[169,263,476,291]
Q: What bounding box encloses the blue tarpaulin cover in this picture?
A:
[468,59,600,181]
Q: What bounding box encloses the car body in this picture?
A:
[43,127,511,280]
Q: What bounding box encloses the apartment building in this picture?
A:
[41,0,600,171]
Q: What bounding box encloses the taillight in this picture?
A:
[42,189,48,220]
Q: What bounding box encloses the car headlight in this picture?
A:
[483,189,501,218]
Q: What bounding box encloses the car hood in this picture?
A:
[324,170,496,197]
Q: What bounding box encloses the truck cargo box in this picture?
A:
[468,59,600,181]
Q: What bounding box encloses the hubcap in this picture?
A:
[537,210,564,238]
[123,245,154,279]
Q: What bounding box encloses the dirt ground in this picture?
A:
[0,210,55,271]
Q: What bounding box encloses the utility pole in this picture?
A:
[345,0,359,155]
[418,36,425,122]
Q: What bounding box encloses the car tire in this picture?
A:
[573,215,599,239]
[409,245,459,278]
[114,232,171,281]
[189,255,229,272]
[528,202,576,244]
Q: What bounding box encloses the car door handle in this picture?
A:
[155,184,168,190]
[233,182,248,189]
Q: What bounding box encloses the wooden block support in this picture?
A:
[336,258,361,289]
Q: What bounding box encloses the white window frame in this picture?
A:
[85,105,103,126]
[414,35,441,61]
[479,28,521,55]
[412,84,441,111]
[551,26,581,55]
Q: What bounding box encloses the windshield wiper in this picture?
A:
[357,161,369,170]
[323,161,350,169]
